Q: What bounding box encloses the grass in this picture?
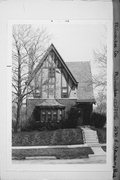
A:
[12,128,83,146]
[12,147,94,160]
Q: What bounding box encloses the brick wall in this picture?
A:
[26,98,77,121]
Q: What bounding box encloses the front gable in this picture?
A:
[28,44,78,99]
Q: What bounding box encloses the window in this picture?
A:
[61,87,68,98]
[47,111,52,122]
[53,110,57,121]
[49,67,55,78]
[61,72,68,98]
[41,110,46,122]
[34,86,41,98]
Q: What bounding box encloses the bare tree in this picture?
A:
[93,45,107,91]
[12,25,51,132]
[92,45,107,113]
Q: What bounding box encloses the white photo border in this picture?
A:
[7,19,113,172]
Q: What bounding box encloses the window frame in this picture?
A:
[48,67,55,78]
[61,87,68,98]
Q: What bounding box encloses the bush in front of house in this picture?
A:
[23,118,63,131]
[12,128,84,146]
[97,128,106,143]
[62,107,80,129]
[90,112,106,128]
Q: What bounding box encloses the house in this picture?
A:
[26,44,95,129]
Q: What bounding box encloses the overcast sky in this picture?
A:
[36,21,110,98]
[35,22,107,76]
[42,22,107,62]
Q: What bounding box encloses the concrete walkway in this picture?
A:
[81,127,106,156]
[81,127,99,145]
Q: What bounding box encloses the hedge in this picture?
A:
[90,112,106,128]
[12,128,84,146]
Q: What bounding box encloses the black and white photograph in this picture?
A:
[0,0,117,179]
[12,22,108,164]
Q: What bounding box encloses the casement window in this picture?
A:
[53,110,57,121]
[49,67,55,78]
[41,110,46,122]
[47,111,52,122]
[61,87,68,98]
[61,72,68,98]
[34,86,41,98]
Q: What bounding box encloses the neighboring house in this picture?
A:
[26,44,95,129]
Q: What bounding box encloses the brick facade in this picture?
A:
[26,98,77,122]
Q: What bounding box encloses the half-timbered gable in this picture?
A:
[27,44,78,100]
[26,44,95,128]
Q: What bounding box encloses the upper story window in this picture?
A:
[61,87,68,98]
[33,86,41,98]
[61,72,68,98]
[49,67,55,78]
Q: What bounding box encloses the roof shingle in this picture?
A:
[66,61,95,102]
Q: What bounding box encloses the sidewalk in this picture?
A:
[81,127,106,157]
[12,143,106,149]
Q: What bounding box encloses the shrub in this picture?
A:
[62,107,79,129]
[12,128,84,146]
[97,128,106,143]
[90,112,106,128]
[25,118,63,131]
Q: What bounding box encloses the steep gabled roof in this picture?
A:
[66,61,95,103]
[27,44,78,86]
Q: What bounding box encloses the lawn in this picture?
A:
[12,128,84,146]
[12,147,94,160]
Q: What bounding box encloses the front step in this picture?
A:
[82,127,99,145]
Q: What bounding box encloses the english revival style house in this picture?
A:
[26,44,95,129]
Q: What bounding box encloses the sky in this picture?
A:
[36,22,107,76]
[42,23,107,62]
[35,21,109,99]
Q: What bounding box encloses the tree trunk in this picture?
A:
[14,101,22,132]
[14,50,22,133]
